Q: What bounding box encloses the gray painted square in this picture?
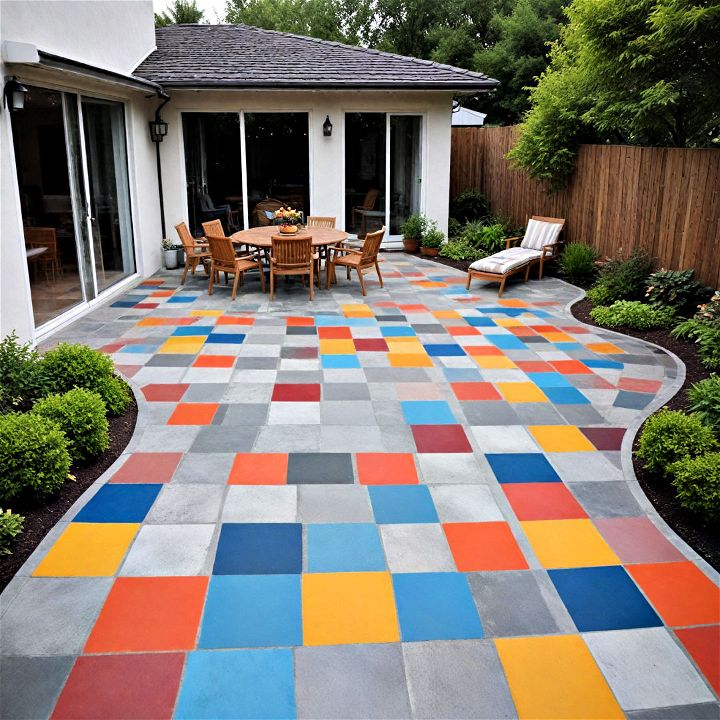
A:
[190,425,257,452]
[298,485,373,523]
[287,452,354,484]
[570,481,643,517]
[146,484,225,523]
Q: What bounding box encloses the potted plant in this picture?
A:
[421,224,445,257]
[273,206,303,234]
[400,212,426,253]
[161,238,178,269]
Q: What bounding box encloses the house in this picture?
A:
[451,107,487,127]
[0,0,497,342]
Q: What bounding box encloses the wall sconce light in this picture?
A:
[3,76,28,112]
[323,115,333,137]
[149,117,169,143]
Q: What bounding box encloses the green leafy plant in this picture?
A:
[671,319,720,371]
[439,238,483,261]
[0,331,48,413]
[459,221,507,255]
[421,224,445,249]
[586,252,655,306]
[688,375,720,434]
[669,452,720,519]
[0,413,72,502]
[447,217,463,240]
[32,388,109,462]
[41,343,131,416]
[400,212,428,240]
[0,508,25,555]
[636,409,718,477]
[449,190,491,224]
[559,243,598,286]
[697,291,720,323]
[645,269,713,316]
[590,300,675,330]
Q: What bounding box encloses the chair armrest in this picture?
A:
[541,243,558,257]
[504,236,522,250]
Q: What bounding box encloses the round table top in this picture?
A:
[231,226,348,249]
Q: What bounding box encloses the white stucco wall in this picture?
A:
[160,90,453,239]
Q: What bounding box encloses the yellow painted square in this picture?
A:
[386,339,424,354]
[496,635,623,719]
[587,342,624,354]
[33,523,139,577]
[433,310,460,319]
[302,572,399,646]
[341,304,373,317]
[494,318,522,327]
[190,309,222,317]
[414,281,446,288]
[498,382,548,403]
[521,519,620,568]
[529,425,595,452]
[541,331,574,343]
[472,355,517,369]
[319,339,356,354]
[158,337,205,354]
[388,353,433,368]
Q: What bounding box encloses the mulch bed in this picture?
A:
[0,398,138,592]
[572,297,719,570]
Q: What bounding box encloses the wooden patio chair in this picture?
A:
[326,226,385,296]
[206,234,265,300]
[201,219,224,239]
[175,222,210,284]
[466,216,565,297]
[270,234,314,301]
[24,227,61,282]
[307,216,336,229]
[351,189,383,237]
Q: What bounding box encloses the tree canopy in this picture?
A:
[155,0,205,26]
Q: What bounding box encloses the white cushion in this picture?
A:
[469,248,540,275]
[521,219,563,251]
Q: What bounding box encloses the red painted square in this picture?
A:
[115,365,141,378]
[272,383,321,402]
[141,384,189,402]
[559,325,591,334]
[167,403,219,425]
[99,343,124,353]
[675,626,720,694]
[228,453,288,484]
[286,316,314,326]
[318,327,351,339]
[52,653,184,720]
[594,517,684,563]
[412,425,473,453]
[216,316,254,325]
[580,427,626,451]
[516,361,554,372]
[140,279,165,286]
[149,290,174,297]
[503,483,587,521]
[508,326,537,337]
[618,377,662,393]
[110,453,182,484]
[356,453,418,485]
[85,577,208,652]
[135,303,159,309]
[549,360,592,374]
[528,325,556,332]
[447,326,479,336]
[193,355,235,368]
[398,304,428,312]
[354,338,389,352]
[451,382,502,401]
[444,522,528,571]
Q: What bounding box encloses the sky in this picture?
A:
[152,0,228,23]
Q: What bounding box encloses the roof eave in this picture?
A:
[134,79,499,91]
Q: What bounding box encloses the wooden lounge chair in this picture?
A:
[270,234,315,301]
[307,216,336,229]
[327,226,385,296]
[466,216,565,297]
[206,234,265,300]
[175,222,210,284]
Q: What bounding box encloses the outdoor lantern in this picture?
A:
[323,115,333,137]
[3,76,28,112]
[149,117,169,143]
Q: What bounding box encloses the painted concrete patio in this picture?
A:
[1,254,718,719]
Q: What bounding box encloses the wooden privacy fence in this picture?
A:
[450,126,720,287]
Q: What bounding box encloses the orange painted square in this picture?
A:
[356,453,418,485]
[84,577,208,652]
[443,522,528,571]
[287,316,314,326]
[216,316,254,325]
[549,360,593,374]
[167,403,219,425]
[149,290,174,297]
[399,304,428,312]
[193,355,235,368]
[448,326,479,336]
[587,342,624,354]
[627,562,720,627]
[503,483,588,521]
[618,377,661,393]
[464,346,504,356]
[675,626,719,694]
[497,299,527,308]
[515,361,554,373]
[318,326,352,339]
[228,453,288,485]
[451,382,502,401]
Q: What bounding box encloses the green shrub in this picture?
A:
[669,452,720,519]
[645,269,713,317]
[559,243,598,286]
[439,238,483,261]
[447,217,463,240]
[0,332,48,413]
[32,388,109,462]
[0,508,25,555]
[41,343,131,416]
[0,413,71,502]
[590,301,675,330]
[671,319,720,371]
[688,375,720,434]
[587,252,655,306]
[636,409,718,477]
[421,224,445,249]
[459,221,506,255]
[400,212,427,240]
[449,189,490,224]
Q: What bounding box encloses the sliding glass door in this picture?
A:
[390,115,423,235]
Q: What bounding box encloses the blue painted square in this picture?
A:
[316,316,376,327]
[486,334,526,350]
[110,300,137,308]
[530,309,552,318]
[73,484,161,523]
[173,326,214,336]
[167,296,196,304]
[614,390,653,409]
[307,524,386,572]
[380,326,416,337]
[423,344,466,357]
[543,386,590,404]
[393,573,484,641]
[199,575,302,648]
[555,342,582,351]
[175,649,295,719]
[321,354,360,369]
[206,333,246,344]
[345,317,377,327]
[443,368,483,382]
[121,344,160,354]
[477,307,525,317]
[549,566,662,632]
[486,453,561,484]
[465,317,496,327]
[583,358,624,370]
[213,523,302,575]
[401,400,456,425]
[369,486,438,524]
[526,372,572,388]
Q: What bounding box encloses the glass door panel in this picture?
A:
[81,98,135,293]
[344,113,386,237]
[389,115,423,236]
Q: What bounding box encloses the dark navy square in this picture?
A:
[542,387,590,404]
[423,344,466,357]
[613,390,653,409]
[206,333,246,344]
[486,453,561,483]
[73,484,161,523]
[213,523,302,574]
[110,301,137,308]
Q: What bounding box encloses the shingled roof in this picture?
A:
[133,24,498,90]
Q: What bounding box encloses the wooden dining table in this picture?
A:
[230,225,348,249]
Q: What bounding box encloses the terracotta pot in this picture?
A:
[403,237,421,253]
[279,224,299,234]
[421,246,439,257]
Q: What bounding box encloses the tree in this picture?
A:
[155,0,204,26]
[509,0,720,189]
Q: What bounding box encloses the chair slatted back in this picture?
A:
[361,226,385,263]
[175,222,196,250]
[271,235,312,268]
[307,216,336,229]
[362,189,379,210]
[202,219,224,238]
[206,234,237,267]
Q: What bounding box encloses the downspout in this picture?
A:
[152,91,171,238]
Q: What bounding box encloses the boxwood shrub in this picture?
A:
[669,452,720,519]
[688,375,720,434]
[590,300,675,330]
